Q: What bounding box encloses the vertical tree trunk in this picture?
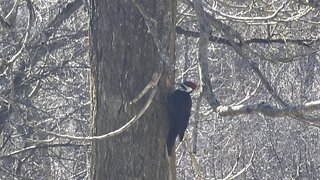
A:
[89,0,176,179]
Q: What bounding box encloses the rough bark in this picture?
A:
[89,0,176,179]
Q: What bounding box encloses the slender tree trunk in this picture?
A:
[89,0,176,179]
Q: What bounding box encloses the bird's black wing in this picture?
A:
[166,90,192,155]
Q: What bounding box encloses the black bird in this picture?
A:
[166,81,197,156]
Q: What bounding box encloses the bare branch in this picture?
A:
[218,100,320,125]
[176,26,316,47]
[38,85,158,142]
[215,0,289,21]
[45,0,84,37]
[184,132,203,180]
[7,30,29,64]
[193,0,220,110]
[130,71,161,104]
[0,142,88,159]
[205,13,289,107]
[4,0,20,26]
[221,146,255,180]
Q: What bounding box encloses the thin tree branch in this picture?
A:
[0,142,88,159]
[215,0,289,21]
[38,86,158,142]
[45,0,84,37]
[203,11,289,107]
[221,146,255,180]
[4,0,20,26]
[7,31,29,64]
[130,71,161,104]
[176,26,316,47]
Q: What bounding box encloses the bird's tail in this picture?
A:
[166,129,178,156]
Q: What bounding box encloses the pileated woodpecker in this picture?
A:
[166,81,197,156]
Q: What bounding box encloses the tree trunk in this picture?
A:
[89,0,176,179]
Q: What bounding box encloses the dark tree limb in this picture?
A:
[203,10,289,107]
[176,26,317,47]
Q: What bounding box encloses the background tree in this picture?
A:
[0,0,89,179]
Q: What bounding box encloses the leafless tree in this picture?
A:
[0,0,89,179]
[1,0,319,179]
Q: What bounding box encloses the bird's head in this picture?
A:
[177,81,198,93]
